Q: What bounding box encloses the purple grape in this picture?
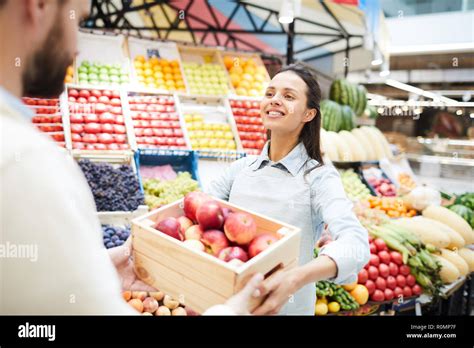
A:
[106,242,115,249]
[111,235,119,242]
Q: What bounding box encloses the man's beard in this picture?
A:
[22,19,72,98]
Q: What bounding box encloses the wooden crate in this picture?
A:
[131,198,301,314]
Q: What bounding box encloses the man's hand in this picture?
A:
[224,273,264,315]
[108,237,156,292]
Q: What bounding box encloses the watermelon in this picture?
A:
[330,80,342,103]
[366,105,378,119]
[340,105,355,131]
[454,193,474,210]
[321,100,342,131]
[356,85,367,116]
[448,204,474,228]
[340,80,349,105]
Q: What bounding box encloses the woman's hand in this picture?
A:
[252,267,302,315]
[108,237,157,292]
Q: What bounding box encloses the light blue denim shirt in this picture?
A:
[208,141,370,315]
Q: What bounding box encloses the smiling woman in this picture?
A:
[208,63,370,315]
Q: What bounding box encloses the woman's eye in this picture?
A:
[285,95,294,100]
[265,92,274,97]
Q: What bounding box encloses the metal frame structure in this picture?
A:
[84,0,364,76]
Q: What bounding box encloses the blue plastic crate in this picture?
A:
[134,148,201,192]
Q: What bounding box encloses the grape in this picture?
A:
[120,233,129,241]
[111,235,119,242]
[106,242,115,249]
[103,238,111,244]
[115,240,124,246]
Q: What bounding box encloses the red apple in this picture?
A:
[184,225,204,241]
[196,200,224,230]
[224,212,257,245]
[218,246,248,262]
[182,239,205,252]
[183,191,211,222]
[248,233,278,258]
[155,217,183,241]
[200,230,229,256]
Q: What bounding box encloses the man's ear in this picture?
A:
[303,108,317,123]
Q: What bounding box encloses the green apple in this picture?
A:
[88,79,99,85]
[99,73,109,82]
[109,68,119,76]
[78,66,88,74]
[110,75,120,83]
[120,74,129,82]
[81,60,90,68]
[89,66,99,74]
[88,72,98,80]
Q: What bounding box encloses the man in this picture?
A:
[0,0,261,315]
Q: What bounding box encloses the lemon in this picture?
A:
[317,297,328,305]
[328,302,340,313]
[314,303,328,316]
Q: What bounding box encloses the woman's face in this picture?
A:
[260,71,314,135]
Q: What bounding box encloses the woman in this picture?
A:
[208,63,370,315]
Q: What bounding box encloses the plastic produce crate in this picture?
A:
[134,148,201,191]
[131,197,301,314]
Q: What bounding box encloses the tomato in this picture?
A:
[384,288,394,301]
[406,274,416,287]
[144,137,156,145]
[136,136,146,144]
[399,265,411,276]
[77,97,88,104]
[396,275,406,288]
[110,98,121,106]
[71,133,82,142]
[411,284,422,296]
[165,106,174,113]
[403,286,412,298]
[68,96,76,103]
[92,143,106,150]
[378,263,389,278]
[98,96,110,104]
[84,114,99,123]
[369,254,380,267]
[90,89,102,98]
[94,103,107,114]
[357,269,368,284]
[119,144,129,150]
[88,96,98,103]
[176,138,185,146]
[107,143,120,150]
[171,121,180,129]
[166,137,177,146]
[135,129,144,136]
[70,114,84,124]
[393,286,403,299]
[102,90,112,98]
[84,144,96,150]
[162,129,173,137]
[386,275,397,290]
[101,123,114,133]
[52,116,62,123]
[371,289,384,302]
[235,101,243,108]
[388,262,399,276]
[69,89,79,98]
[84,123,101,134]
[156,137,166,145]
[82,134,98,143]
[374,238,388,252]
[113,125,126,134]
[173,129,183,137]
[143,128,154,137]
[375,277,386,291]
[110,107,122,115]
[99,112,115,124]
[390,251,403,265]
[365,280,375,295]
[115,116,124,125]
[230,100,237,108]
[114,134,126,144]
[70,124,84,134]
[72,142,85,150]
[368,265,379,280]
[79,90,90,98]
[97,133,114,144]
[378,250,391,265]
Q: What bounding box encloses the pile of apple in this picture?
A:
[123,290,187,316]
[230,99,266,155]
[182,62,230,96]
[223,56,268,97]
[77,60,129,86]
[128,94,187,149]
[154,192,279,265]
[184,113,237,151]
[24,97,65,147]
[68,88,130,151]
[133,56,186,92]
[357,236,422,302]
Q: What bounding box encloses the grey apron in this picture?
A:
[228,162,320,315]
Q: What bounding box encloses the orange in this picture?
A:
[173,73,182,80]
[236,87,247,95]
[64,75,73,83]
[143,68,153,77]
[229,73,240,86]
[134,61,143,69]
[163,66,172,74]
[223,56,234,69]
[342,282,357,292]
[172,67,181,74]
[170,60,179,68]
[153,65,162,72]
[176,80,185,87]
[149,57,159,66]
[229,65,243,75]
[350,285,369,305]
[135,55,146,63]
[154,71,164,79]
[244,65,256,74]
[142,62,152,70]
[165,80,175,87]
[160,59,170,67]
[242,73,253,82]
[238,79,250,89]
[66,66,74,76]
[164,73,173,80]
